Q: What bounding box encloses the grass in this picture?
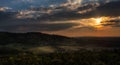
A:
[0,49,120,65]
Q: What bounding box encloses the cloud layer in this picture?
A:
[0,0,120,36]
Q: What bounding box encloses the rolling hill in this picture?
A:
[0,32,120,54]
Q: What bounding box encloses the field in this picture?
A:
[0,49,120,65]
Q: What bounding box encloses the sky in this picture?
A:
[0,0,120,37]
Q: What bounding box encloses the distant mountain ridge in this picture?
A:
[0,32,74,46]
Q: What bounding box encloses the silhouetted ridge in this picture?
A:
[0,32,73,45]
[0,32,120,47]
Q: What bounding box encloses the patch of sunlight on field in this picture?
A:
[29,46,55,53]
[28,46,112,54]
[59,46,81,51]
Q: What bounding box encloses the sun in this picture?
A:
[92,17,104,30]
[94,18,102,25]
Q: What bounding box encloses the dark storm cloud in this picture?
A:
[102,19,120,27]
[93,1,120,16]
[0,23,78,32]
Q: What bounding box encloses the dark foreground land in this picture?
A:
[0,49,120,65]
[0,32,120,65]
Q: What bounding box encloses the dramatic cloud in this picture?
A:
[14,1,120,21]
[0,0,120,36]
[0,23,78,32]
[101,17,120,27]
[0,7,12,12]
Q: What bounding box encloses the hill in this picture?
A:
[0,32,120,54]
[0,32,74,46]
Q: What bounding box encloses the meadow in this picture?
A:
[0,49,120,65]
